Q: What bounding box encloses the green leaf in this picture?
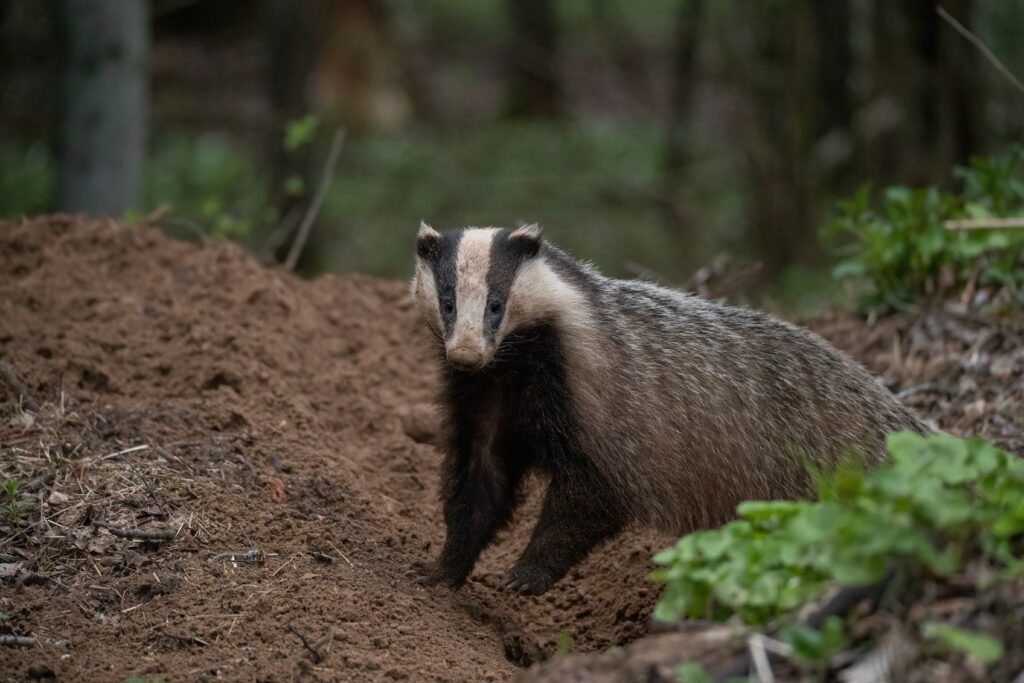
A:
[675,663,713,683]
[652,548,676,565]
[736,500,802,522]
[284,114,320,152]
[780,617,846,662]
[921,622,1004,663]
[832,259,867,279]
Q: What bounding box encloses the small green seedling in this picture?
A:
[2,479,23,519]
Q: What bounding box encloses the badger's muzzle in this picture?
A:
[446,343,486,371]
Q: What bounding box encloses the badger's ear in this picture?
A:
[509,223,542,257]
[416,221,441,259]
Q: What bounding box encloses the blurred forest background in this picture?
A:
[2,0,1023,312]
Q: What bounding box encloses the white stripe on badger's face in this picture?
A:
[448,228,498,369]
[411,259,443,335]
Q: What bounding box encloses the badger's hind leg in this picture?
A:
[498,458,626,595]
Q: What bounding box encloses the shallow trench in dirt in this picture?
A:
[1,217,1021,682]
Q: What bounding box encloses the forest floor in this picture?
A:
[1,216,1021,683]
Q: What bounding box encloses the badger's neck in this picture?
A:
[507,250,609,383]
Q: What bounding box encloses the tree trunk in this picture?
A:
[933,0,983,169]
[55,0,148,216]
[660,0,704,234]
[744,3,816,274]
[505,0,562,118]
[808,0,853,186]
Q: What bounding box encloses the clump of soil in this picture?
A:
[0,216,666,682]
[2,216,1021,682]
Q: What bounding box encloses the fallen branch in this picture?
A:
[287,625,324,663]
[99,524,178,541]
[937,5,1024,96]
[0,361,40,412]
[944,217,1024,230]
[0,635,37,647]
[284,128,346,271]
[210,549,264,565]
[713,577,891,682]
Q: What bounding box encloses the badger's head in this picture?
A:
[411,222,543,372]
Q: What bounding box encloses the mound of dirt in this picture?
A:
[0,216,667,682]
[2,217,1021,683]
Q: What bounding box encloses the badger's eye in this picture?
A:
[489,300,502,315]
[443,301,455,315]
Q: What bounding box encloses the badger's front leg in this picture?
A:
[499,459,626,595]
[411,428,526,589]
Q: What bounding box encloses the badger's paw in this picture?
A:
[404,561,461,589]
[497,563,555,596]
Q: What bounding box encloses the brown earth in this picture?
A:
[1,216,1021,682]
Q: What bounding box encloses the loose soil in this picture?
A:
[1,217,1021,682]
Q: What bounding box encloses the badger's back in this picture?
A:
[546,251,925,535]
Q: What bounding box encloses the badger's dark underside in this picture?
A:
[410,323,629,595]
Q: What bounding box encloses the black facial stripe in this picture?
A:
[483,229,533,339]
[426,230,463,337]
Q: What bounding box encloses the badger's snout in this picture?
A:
[447,344,486,371]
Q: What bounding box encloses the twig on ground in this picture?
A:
[287,625,324,663]
[98,523,178,541]
[748,634,776,683]
[896,384,956,400]
[127,462,167,517]
[138,204,171,224]
[284,128,346,271]
[97,444,150,461]
[272,556,296,577]
[0,361,41,412]
[944,218,1024,230]
[0,635,37,647]
[154,445,196,474]
[937,5,1024,96]
[713,577,891,682]
[210,549,264,565]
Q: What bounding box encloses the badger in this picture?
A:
[407,223,925,596]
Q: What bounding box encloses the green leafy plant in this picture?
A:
[779,616,846,663]
[921,621,1004,664]
[651,431,1024,666]
[824,146,1024,313]
[2,478,23,520]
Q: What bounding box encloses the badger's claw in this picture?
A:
[497,564,555,596]
[406,561,460,588]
